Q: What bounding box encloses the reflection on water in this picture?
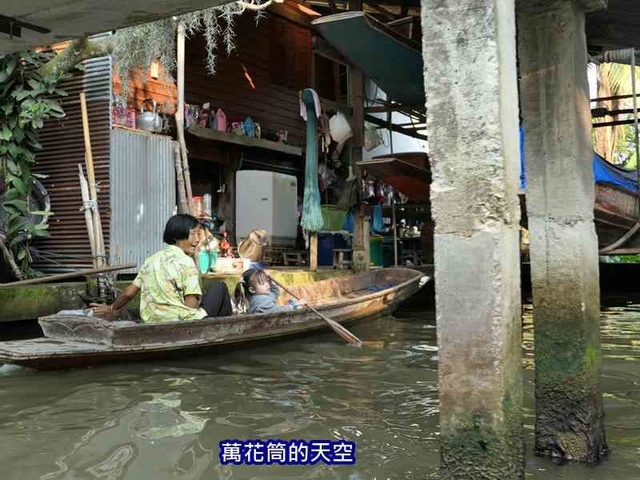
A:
[0,301,639,479]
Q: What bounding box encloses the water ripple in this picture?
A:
[3,300,639,479]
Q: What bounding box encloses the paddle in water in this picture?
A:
[268,276,366,347]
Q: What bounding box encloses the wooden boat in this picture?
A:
[0,268,429,370]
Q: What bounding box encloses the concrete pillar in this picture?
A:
[517,0,608,463]
[422,1,523,478]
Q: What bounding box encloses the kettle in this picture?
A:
[136,99,162,132]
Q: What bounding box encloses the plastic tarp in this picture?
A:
[592,153,638,193]
[519,129,638,194]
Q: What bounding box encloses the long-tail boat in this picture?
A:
[0,268,429,370]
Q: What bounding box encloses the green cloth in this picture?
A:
[301,89,324,232]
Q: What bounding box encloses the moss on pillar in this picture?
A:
[534,327,608,462]
[441,409,524,480]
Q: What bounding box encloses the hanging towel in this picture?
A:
[299,88,321,121]
[300,89,324,232]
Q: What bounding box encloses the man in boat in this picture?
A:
[91,214,232,322]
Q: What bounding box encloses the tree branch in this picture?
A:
[37,38,113,78]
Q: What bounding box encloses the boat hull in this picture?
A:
[0,268,429,370]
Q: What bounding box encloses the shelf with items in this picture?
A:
[188,125,303,157]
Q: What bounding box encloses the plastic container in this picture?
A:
[329,112,353,146]
[318,232,350,266]
[198,250,211,274]
[321,206,348,231]
[209,251,218,271]
[215,109,227,132]
[370,235,383,266]
[125,108,136,129]
[382,236,403,267]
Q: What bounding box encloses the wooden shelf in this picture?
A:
[112,124,171,138]
[188,125,303,157]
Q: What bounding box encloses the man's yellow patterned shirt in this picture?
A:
[133,245,207,323]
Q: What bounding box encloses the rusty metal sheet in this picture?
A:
[32,56,112,272]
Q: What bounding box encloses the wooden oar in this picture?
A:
[269,276,364,347]
[0,263,136,287]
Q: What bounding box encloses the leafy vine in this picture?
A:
[0,51,66,277]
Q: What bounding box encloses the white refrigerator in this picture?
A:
[235,170,298,245]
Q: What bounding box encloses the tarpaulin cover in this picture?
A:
[520,128,638,194]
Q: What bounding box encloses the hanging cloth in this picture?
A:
[372,204,383,232]
[300,88,324,232]
[299,89,321,121]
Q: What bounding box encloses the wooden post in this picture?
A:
[78,164,97,267]
[217,150,239,242]
[347,0,366,270]
[348,46,369,271]
[79,92,105,269]
[310,232,318,271]
[176,21,196,216]
[173,143,189,214]
[392,196,398,267]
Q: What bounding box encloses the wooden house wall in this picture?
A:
[186,13,311,148]
[113,71,177,116]
[114,9,312,149]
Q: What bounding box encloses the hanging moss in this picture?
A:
[110,1,268,97]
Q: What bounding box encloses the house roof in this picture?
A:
[310,0,640,54]
[586,0,640,54]
[0,0,232,54]
[1,0,637,55]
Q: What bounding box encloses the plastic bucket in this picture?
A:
[209,251,219,271]
[370,236,383,266]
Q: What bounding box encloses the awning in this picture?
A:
[358,152,430,203]
[312,12,424,106]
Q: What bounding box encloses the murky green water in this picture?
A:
[0,299,638,479]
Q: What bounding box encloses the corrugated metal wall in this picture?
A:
[109,129,176,271]
[33,56,112,272]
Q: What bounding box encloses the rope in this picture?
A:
[79,200,97,212]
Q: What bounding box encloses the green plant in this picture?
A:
[0,50,66,277]
[593,62,640,164]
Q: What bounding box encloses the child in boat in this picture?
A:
[234,268,303,314]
